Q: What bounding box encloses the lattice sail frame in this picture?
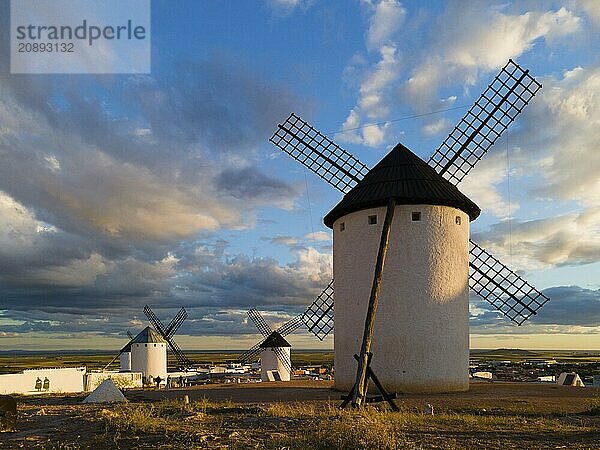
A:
[240,310,305,372]
[469,241,550,325]
[270,113,370,194]
[143,305,192,369]
[270,61,548,330]
[302,279,334,340]
[248,308,273,337]
[428,59,542,185]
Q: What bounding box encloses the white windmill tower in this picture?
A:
[240,309,304,381]
[130,326,168,382]
[269,60,550,407]
[259,332,292,381]
[104,307,192,380]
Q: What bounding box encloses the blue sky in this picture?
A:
[0,0,599,351]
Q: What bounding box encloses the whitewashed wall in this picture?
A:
[0,367,86,395]
[260,348,291,381]
[333,204,470,393]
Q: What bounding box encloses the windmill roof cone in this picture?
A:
[131,326,166,344]
[324,143,480,227]
[259,331,292,348]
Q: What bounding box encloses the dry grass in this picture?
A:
[90,398,600,449]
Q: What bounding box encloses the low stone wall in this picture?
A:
[85,371,143,391]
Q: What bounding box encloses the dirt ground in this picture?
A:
[130,379,600,413]
[1,380,599,449]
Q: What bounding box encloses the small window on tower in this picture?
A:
[455,216,462,225]
[368,215,377,225]
[340,222,345,232]
[412,212,421,222]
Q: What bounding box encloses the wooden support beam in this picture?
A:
[351,198,396,408]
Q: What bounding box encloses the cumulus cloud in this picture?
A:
[460,151,516,219]
[472,208,600,270]
[304,231,331,242]
[525,65,600,207]
[366,0,407,50]
[265,235,300,247]
[337,1,405,148]
[421,118,451,136]
[266,0,311,17]
[578,0,600,24]
[402,5,581,111]
[468,63,600,269]
[0,56,301,244]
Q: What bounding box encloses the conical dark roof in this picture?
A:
[259,331,291,348]
[324,143,480,227]
[130,326,165,344]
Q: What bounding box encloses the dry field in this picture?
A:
[1,381,599,449]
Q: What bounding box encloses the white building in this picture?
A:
[472,371,493,380]
[120,341,132,372]
[324,144,480,393]
[259,331,291,382]
[130,326,167,383]
[0,367,142,395]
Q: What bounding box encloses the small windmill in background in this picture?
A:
[239,309,307,381]
[143,305,193,371]
[269,59,550,408]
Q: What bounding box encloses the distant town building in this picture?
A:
[537,375,556,383]
[472,371,493,380]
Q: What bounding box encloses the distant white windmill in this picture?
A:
[240,309,303,381]
[269,60,550,407]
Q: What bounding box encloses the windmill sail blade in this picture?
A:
[428,59,542,185]
[248,309,273,337]
[166,337,192,369]
[274,314,305,338]
[270,113,370,194]
[165,307,187,339]
[469,240,550,325]
[273,346,292,373]
[126,330,134,340]
[302,280,334,340]
[143,305,167,336]
[239,342,263,363]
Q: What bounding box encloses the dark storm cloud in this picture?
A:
[0,0,311,340]
[532,286,600,326]
[0,235,331,337]
[215,167,297,206]
[469,285,600,330]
